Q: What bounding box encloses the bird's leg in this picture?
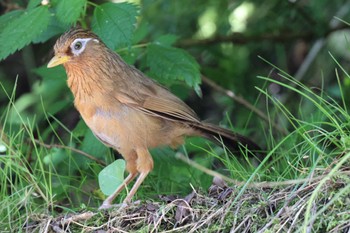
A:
[123,148,153,204]
[99,172,138,209]
[123,172,149,203]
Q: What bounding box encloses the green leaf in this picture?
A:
[55,0,86,25]
[0,6,50,61]
[33,16,67,43]
[98,159,125,195]
[33,65,66,81]
[0,10,24,34]
[80,129,109,160]
[27,0,42,9]
[132,20,149,44]
[92,2,138,50]
[147,43,202,92]
[155,34,179,46]
[43,148,66,165]
[73,119,88,138]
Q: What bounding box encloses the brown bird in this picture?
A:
[47,27,261,209]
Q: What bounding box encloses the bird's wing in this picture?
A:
[115,81,200,123]
[142,94,200,122]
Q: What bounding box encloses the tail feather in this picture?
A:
[191,122,262,153]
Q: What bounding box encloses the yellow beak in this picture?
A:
[47,54,70,68]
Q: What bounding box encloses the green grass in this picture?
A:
[0,63,349,232]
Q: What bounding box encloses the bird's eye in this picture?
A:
[74,41,83,50]
[70,38,92,56]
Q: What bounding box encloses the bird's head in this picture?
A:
[47,27,104,68]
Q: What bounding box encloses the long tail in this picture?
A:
[191,122,262,153]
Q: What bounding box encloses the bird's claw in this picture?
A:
[98,200,140,210]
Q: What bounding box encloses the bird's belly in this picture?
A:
[81,105,171,153]
[85,110,123,151]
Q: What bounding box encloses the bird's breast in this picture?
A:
[76,103,128,151]
[74,97,192,154]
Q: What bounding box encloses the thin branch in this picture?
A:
[177,24,348,48]
[257,185,311,233]
[176,152,350,189]
[33,139,107,166]
[201,75,288,135]
[296,2,350,83]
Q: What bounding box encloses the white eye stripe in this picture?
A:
[70,38,99,56]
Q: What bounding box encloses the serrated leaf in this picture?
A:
[33,16,67,43]
[99,159,125,195]
[0,10,24,34]
[92,2,138,50]
[55,0,86,25]
[147,43,201,91]
[0,6,50,61]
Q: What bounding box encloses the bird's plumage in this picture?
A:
[48,27,261,209]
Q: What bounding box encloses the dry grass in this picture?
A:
[22,167,350,233]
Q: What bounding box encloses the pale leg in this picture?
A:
[99,172,138,209]
[122,148,153,203]
[123,171,149,204]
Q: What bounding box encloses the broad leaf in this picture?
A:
[154,34,179,46]
[43,148,66,165]
[98,159,126,196]
[0,10,24,34]
[92,2,138,50]
[33,16,67,43]
[147,43,202,94]
[55,0,86,25]
[0,6,50,61]
[27,0,42,9]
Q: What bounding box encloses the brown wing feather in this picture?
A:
[114,64,200,123]
[142,96,200,122]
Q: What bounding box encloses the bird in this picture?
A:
[47,27,261,209]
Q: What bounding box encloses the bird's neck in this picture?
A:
[64,52,128,105]
[65,63,105,104]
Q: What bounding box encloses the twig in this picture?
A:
[294,2,350,83]
[257,185,311,233]
[176,152,350,188]
[33,139,107,166]
[231,214,251,233]
[201,75,288,135]
[0,1,23,13]
[177,24,348,48]
[60,211,95,225]
[189,204,223,233]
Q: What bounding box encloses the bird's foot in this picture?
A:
[98,200,141,210]
[98,202,128,210]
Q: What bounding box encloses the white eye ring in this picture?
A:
[70,38,93,56]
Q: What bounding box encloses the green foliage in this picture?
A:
[0,10,23,33]
[147,43,201,95]
[92,2,139,50]
[0,6,50,60]
[54,0,86,25]
[98,159,125,195]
